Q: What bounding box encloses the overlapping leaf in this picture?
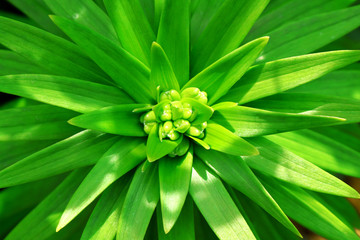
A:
[0,50,44,75]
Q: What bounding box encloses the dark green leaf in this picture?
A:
[0,17,109,84]
[189,159,256,240]
[212,106,344,137]
[147,124,183,162]
[246,93,360,124]
[104,0,155,65]
[80,178,130,240]
[0,130,118,187]
[159,149,193,233]
[203,122,259,156]
[69,104,147,136]
[196,147,300,236]
[222,50,360,104]
[184,37,268,105]
[267,129,360,177]
[117,163,159,240]
[258,5,360,62]
[288,69,360,100]
[0,50,44,75]
[150,42,180,92]
[51,16,155,103]
[190,0,269,75]
[244,137,360,198]
[57,137,146,231]
[259,174,360,240]
[0,74,133,113]
[157,0,190,86]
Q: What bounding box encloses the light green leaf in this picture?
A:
[157,0,190,86]
[117,163,159,240]
[147,124,183,162]
[245,0,356,42]
[0,74,133,113]
[80,178,130,240]
[157,196,195,240]
[259,174,360,240]
[288,69,360,100]
[189,159,256,240]
[212,105,345,138]
[0,50,44,75]
[190,0,269,75]
[188,136,210,150]
[4,168,90,240]
[184,37,268,105]
[246,93,360,124]
[150,42,180,92]
[195,147,300,236]
[104,0,155,65]
[8,0,64,35]
[44,0,118,42]
[203,122,259,156]
[57,137,146,231]
[0,130,118,187]
[51,16,155,103]
[258,5,360,63]
[0,104,79,141]
[0,17,109,84]
[266,129,360,177]
[68,104,147,136]
[222,50,360,104]
[244,137,360,198]
[159,149,193,233]
[190,0,225,44]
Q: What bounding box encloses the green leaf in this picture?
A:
[195,147,300,236]
[51,15,155,103]
[157,0,190,86]
[244,137,360,198]
[57,137,146,231]
[0,74,133,113]
[44,0,118,42]
[157,196,195,240]
[184,37,269,105]
[221,50,360,104]
[0,17,109,84]
[266,129,360,177]
[259,174,360,240]
[117,163,159,240]
[80,178,130,240]
[0,104,79,141]
[289,69,360,100]
[258,5,360,63]
[159,149,193,233]
[68,104,147,136]
[147,124,183,162]
[189,159,256,240]
[8,0,64,35]
[245,0,356,42]
[188,136,210,150]
[4,168,90,240]
[150,42,180,92]
[0,130,118,187]
[203,122,259,156]
[246,93,360,124]
[190,0,269,75]
[190,0,225,44]
[0,50,44,75]
[104,0,155,65]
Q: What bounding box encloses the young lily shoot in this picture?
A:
[0,0,360,240]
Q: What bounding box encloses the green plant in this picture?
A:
[0,0,360,239]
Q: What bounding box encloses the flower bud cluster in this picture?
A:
[140,88,209,143]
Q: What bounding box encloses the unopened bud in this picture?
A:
[174,119,191,133]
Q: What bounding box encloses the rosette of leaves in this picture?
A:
[1,0,360,239]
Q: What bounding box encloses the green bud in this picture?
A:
[188,109,198,122]
[171,101,184,120]
[144,111,156,123]
[183,108,192,119]
[160,89,181,102]
[174,119,191,133]
[163,121,173,134]
[197,91,208,104]
[181,87,200,98]
[167,130,180,141]
[144,122,156,134]
[187,126,202,137]
[201,121,207,130]
[160,110,172,121]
